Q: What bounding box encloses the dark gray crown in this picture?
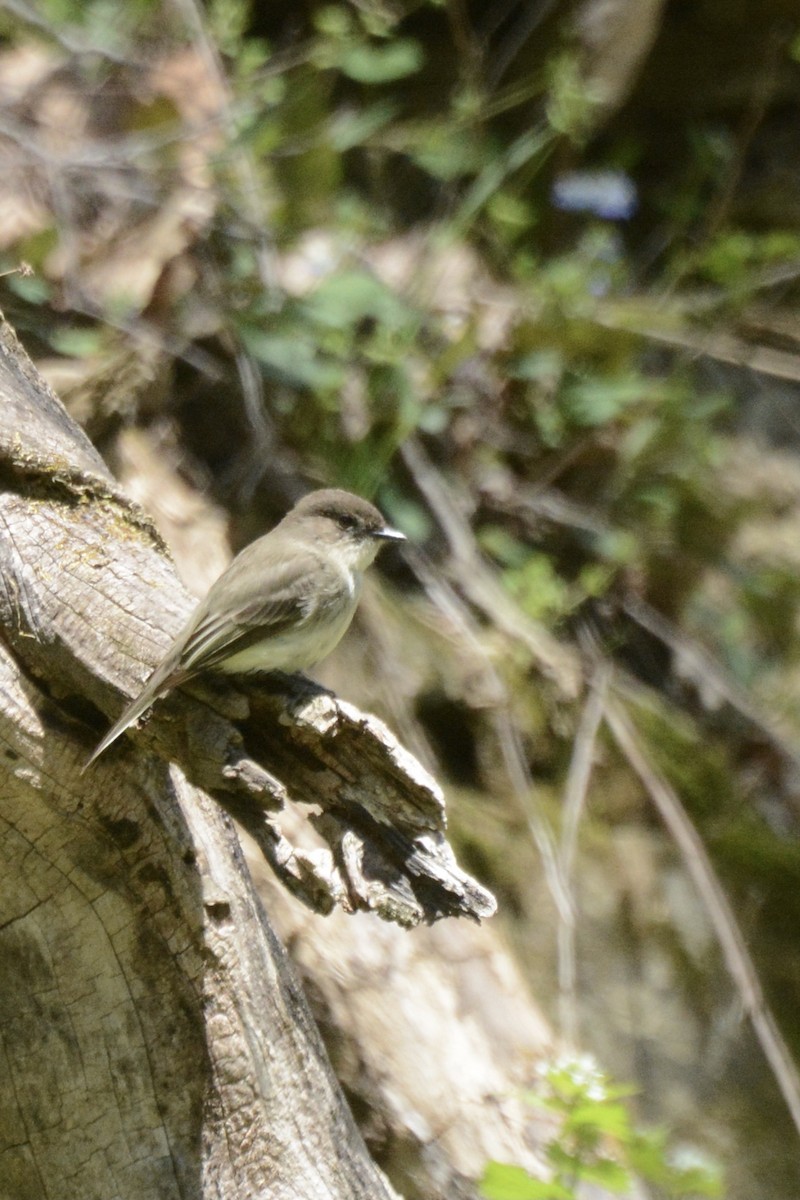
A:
[291,488,400,540]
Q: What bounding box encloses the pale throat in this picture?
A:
[338,535,381,573]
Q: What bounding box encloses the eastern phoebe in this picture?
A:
[86,488,405,765]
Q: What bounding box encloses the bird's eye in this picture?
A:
[321,508,359,531]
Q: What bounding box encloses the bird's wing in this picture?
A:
[84,545,342,768]
[179,591,310,670]
[177,547,337,672]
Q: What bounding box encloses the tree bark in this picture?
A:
[115,423,563,1200]
[0,318,490,1199]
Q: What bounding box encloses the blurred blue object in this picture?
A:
[552,170,637,220]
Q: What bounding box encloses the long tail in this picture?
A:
[83,662,190,771]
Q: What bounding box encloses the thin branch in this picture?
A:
[169,0,280,305]
[401,436,581,699]
[401,539,573,926]
[492,709,573,926]
[604,696,800,1140]
[700,28,782,241]
[597,308,800,386]
[560,661,611,880]
[556,659,610,1043]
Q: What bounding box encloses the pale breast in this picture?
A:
[219,575,361,674]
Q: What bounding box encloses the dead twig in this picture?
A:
[604,696,800,1139]
[557,657,611,1043]
[399,539,574,928]
[401,436,581,699]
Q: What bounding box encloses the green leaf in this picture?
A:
[503,554,570,622]
[547,1144,585,1173]
[564,375,647,426]
[304,270,415,333]
[330,101,399,151]
[239,328,345,390]
[313,5,353,38]
[49,327,105,358]
[487,191,535,232]
[595,530,639,565]
[8,272,51,304]
[480,1162,571,1200]
[564,1100,632,1138]
[669,1166,725,1197]
[577,1157,630,1191]
[508,350,562,382]
[545,52,601,141]
[628,1133,724,1196]
[479,526,530,569]
[453,128,553,232]
[406,120,484,180]
[340,39,423,83]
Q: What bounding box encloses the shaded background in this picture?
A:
[2,0,800,1195]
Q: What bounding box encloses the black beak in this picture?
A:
[374,525,406,542]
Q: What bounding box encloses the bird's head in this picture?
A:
[288,488,406,571]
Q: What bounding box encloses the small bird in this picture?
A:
[86,488,405,766]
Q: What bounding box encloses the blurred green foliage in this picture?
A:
[2,2,800,1191]
[5,0,800,846]
[480,1056,722,1199]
